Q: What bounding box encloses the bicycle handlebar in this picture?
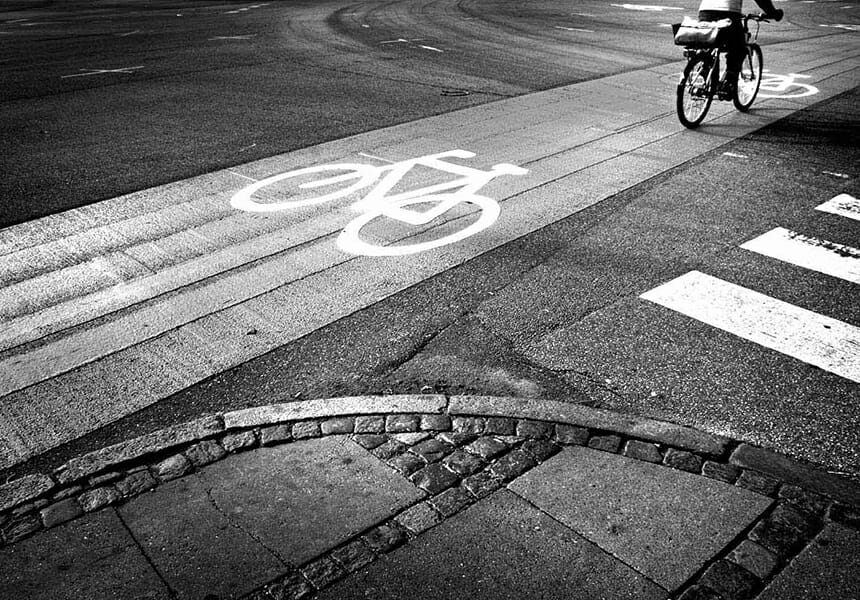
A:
[746,13,769,23]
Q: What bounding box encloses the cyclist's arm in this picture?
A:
[751,0,784,20]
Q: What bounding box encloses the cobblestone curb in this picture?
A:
[1,395,857,600]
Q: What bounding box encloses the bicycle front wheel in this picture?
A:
[677,54,715,129]
[337,194,500,256]
[734,44,763,112]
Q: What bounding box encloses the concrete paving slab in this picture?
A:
[509,445,772,591]
[757,523,860,600]
[0,508,170,600]
[199,436,424,565]
[318,489,667,600]
[117,436,422,599]
[118,471,286,600]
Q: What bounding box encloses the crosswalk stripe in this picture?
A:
[740,227,860,285]
[641,271,860,383]
[815,193,860,222]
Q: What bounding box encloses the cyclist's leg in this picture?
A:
[723,20,746,86]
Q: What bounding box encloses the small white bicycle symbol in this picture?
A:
[758,71,820,99]
[231,149,528,256]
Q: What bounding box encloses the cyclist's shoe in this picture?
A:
[718,76,737,100]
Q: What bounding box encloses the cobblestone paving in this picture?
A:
[1,395,857,600]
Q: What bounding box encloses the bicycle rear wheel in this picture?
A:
[677,53,715,129]
[231,164,376,212]
[733,44,763,112]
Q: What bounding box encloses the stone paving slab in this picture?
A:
[510,445,774,591]
[118,469,285,600]
[757,523,860,600]
[199,435,424,565]
[317,489,667,600]
[118,436,422,599]
[0,508,170,600]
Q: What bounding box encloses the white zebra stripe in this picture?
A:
[815,194,860,222]
[641,271,860,383]
[741,227,860,285]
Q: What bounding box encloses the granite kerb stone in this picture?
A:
[730,444,860,509]
[0,473,55,513]
[448,395,729,456]
[54,414,224,485]
[3,395,856,561]
[222,395,448,429]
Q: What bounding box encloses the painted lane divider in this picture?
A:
[740,227,860,285]
[641,271,860,383]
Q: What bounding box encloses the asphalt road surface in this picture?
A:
[0,0,841,226]
[0,0,857,486]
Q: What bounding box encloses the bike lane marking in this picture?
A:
[0,37,857,468]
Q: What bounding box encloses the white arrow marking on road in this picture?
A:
[641,271,860,383]
[741,228,860,285]
[816,194,860,221]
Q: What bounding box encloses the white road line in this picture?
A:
[741,227,860,285]
[641,271,860,383]
[210,35,257,41]
[610,4,683,10]
[555,26,596,33]
[61,66,144,79]
[816,193,860,221]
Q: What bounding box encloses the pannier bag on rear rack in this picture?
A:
[672,16,733,47]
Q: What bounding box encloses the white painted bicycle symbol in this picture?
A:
[231,150,528,256]
[758,71,820,99]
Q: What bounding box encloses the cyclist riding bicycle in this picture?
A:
[697,0,784,94]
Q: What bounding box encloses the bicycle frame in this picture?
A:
[681,14,764,100]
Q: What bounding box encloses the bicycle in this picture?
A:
[675,13,768,128]
[230,149,528,256]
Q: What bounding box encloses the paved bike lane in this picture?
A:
[0,32,857,477]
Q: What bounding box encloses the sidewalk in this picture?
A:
[1,395,858,600]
